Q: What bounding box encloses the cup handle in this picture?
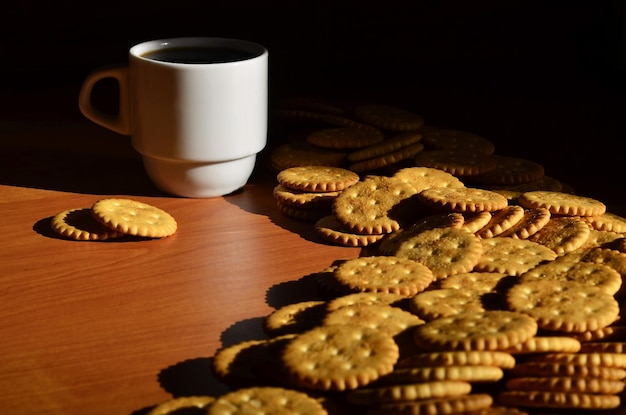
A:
[78,65,130,135]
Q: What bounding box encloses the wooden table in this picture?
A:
[0,86,361,415]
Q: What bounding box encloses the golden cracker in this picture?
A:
[348,131,423,162]
[413,150,497,177]
[476,205,525,238]
[528,216,591,254]
[91,198,177,238]
[413,310,538,351]
[474,237,557,276]
[352,104,425,131]
[332,256,434,296]
[394,227,484,280]
[506,279,620,333]
[518,190,606,217]
[496,390,620,410]
[277,165,359,192]
[417,187,508,213]
[346,380,472,405]
[420,126,495,155]
[51,207,123,241]
[498,207,551,239]
[281,324,399,391]
[396,350,516,369]
[348,141,425,173]
[306,127,384,150]
[207,386,328,415]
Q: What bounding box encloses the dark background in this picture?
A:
[2,0,625,210]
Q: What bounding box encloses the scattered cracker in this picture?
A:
[281,324,399,391]
[270,141,346,171]
[396,350,517,369]
[277,165,359,192]
[394,227,484,280]
[506,279,620,333]
[352,104,425,131]
[51,207,123,241]
[409,289,487,321]
[326,292,410,312]
[506,376,625,394]
[474,237,557,276]
[91,198,177,238]
[392,166,466,192]
[476,205,525,238]
[498,207,551,239]
[584,211,626,233]
[460,211,493,233]
[501,336,582,354]
[470,155,545,186]
[346,380,473,405]
[510,361,626,380]
[347,131,423,163]
[497,390,621,410]
[314,215,385,247]
[420,126,496,155]
[148,396,215,415]
[277,201,329,222]
[306,127,384,150]
[206,386,328,415]
[332,256,434,296]
[332,175,419,234]
[528,216,591,254]
[518,190,606,217]
[438,272,510,293]
[519,260,622,296]
[377,212,465,256]
[377,365,504,385]
[263,301,327,337]
[367,393,494,415]
[348,142,425,173]
[413,310,538,351]
[414,150,497,177]
[272,184,338,210]
[417,187,508,213]
[323,303,425,338]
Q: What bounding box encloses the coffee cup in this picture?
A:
[79,37,268,198]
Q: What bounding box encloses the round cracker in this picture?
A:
[51,207,123,241]
[91,198,177,238]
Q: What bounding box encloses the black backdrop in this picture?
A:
[2,0,625,210]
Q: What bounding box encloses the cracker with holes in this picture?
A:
[91,198,177,238]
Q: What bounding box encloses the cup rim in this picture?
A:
[130,37,268,65]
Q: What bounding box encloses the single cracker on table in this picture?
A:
[51,207,123,241]
[91,198,177,238]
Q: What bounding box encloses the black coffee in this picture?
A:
[142,46,259,64]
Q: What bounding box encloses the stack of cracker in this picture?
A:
[272,165,359,222]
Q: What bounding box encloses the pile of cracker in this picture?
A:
[146,101,625,414]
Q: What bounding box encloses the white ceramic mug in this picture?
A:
[79,37,268,197]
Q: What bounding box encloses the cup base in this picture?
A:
[142,154,257,198]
